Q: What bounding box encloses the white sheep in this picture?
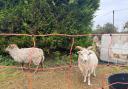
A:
[5,44,45,73]
[76,46,98,85]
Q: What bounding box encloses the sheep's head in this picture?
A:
[5,44,19,52]
[77,49,90,62]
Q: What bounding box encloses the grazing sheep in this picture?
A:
[76,46,98,85]
[5,44,45,73]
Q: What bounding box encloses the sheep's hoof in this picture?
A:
[83,79,86,83]
[21,67,24,72]
[88,83,91,86]
[87,81,91,86]
[93,74,96,77]
[34,70,37,74]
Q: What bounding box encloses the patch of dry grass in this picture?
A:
[0,64,128,89]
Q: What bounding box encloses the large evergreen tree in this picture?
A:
[0,0,100,34]
[0,0,100,53]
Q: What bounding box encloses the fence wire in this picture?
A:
[0,33,128,89]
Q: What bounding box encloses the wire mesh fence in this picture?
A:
[0,33,128,89]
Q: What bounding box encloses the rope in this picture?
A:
[66,66,73,89]
[28,48,35,69]
[26,72,33,89]
[1,33,128,89]
[1,33,128,37]
[32,35,36,47]
[0,64,127,72]
[69,38,74,66]
[107,34,112,66]
[103,82,128,89]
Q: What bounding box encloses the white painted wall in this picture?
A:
[100,34,128,64]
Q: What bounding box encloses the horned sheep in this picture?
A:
[76,46,98,85]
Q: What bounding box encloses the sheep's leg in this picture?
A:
[40,62,44,71]
[87,73,91,85]
[93,69,96,77]
[21,62,24,71]
[34,65,39,73]
[28,62,31,69]
[84,73,87,83]
[40,61,43,68]
[39,59,44,71]
[92,67,96,77]
[84,76,87,83]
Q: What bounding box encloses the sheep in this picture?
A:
[76,46,98,85]
[5,44,45,73]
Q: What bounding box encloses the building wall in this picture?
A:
[100,34,128,64]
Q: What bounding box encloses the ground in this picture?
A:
[0,64,128,89]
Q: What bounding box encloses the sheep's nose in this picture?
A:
[83,60,87,62]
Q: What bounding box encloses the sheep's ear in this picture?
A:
[76,46,84,51]
[77,51,81,54]
[87,46,93,50]
[9,44,17,49]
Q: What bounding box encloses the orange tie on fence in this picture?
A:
[26,72,33,89]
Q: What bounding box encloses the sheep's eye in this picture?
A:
[88,52,92,55]
[80,53,83,56]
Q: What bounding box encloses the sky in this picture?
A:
[93,0,128,32]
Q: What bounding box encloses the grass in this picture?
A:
[1,54,128,89]
[0,64,128,89]
[0,55,17,66]
[0,68,26,89]
[0,68,22,81]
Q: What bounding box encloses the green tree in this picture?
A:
[93,25,104,34]
[123,21,128,33]
[103,23,117,33]
[93,23,117,34]
[0,0,100,54]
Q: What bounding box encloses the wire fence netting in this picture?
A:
[0,33,128,89]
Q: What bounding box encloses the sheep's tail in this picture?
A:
[42,55,45,62]
[40,54,45,67]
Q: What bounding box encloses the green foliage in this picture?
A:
[72,53,78,64]
[125,21,128,29]
[123,21,128,33]
[0,36,33,55]
[0,0,100,65]
[0,0,100,34]
[0,55,17,65]
[93,23,117,34]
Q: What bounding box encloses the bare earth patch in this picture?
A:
[0,64,128,89]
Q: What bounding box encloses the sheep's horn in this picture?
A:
[75,46,84,50]
[87,46,93,50]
